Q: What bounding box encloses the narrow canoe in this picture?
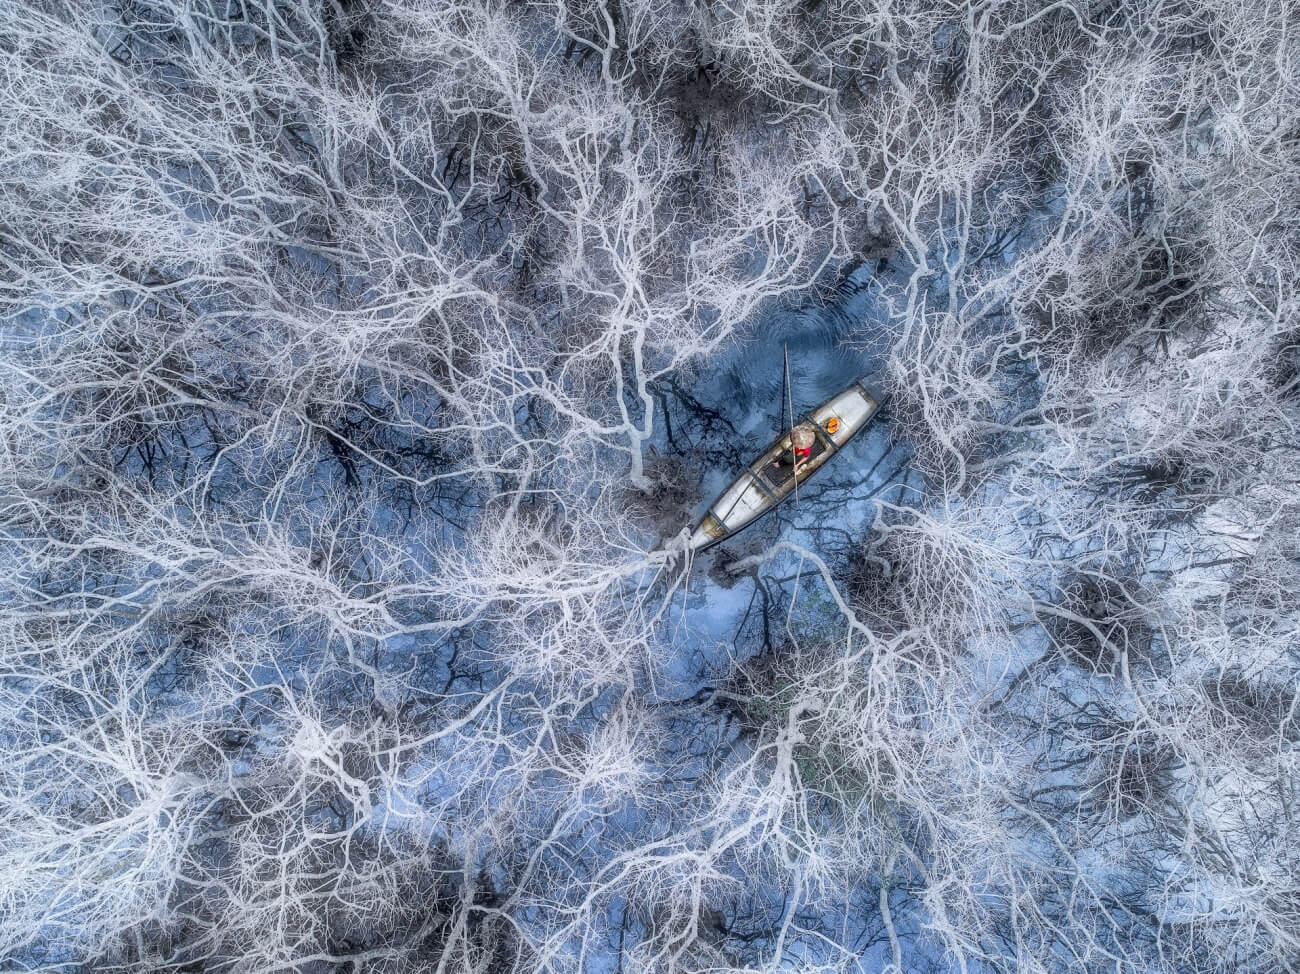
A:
[687,380,881,552]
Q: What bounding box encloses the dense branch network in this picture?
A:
[0,0,1297,972]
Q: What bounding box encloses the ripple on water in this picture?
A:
[715,268,887,434]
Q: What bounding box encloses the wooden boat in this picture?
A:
[687,379,882,552]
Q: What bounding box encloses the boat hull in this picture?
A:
[687,380,881,552]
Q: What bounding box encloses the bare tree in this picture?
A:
[1,0,1298,971]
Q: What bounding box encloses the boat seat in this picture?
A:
[763,434,829,492]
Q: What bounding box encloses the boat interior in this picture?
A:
[757,427,832,497]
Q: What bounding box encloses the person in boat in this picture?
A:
[789,424,816,472]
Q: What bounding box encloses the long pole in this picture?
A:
[780,346,787,435]
[785,344,799,509]
[783,346,806,635]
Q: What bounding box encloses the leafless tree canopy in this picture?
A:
[1,0,1297,971]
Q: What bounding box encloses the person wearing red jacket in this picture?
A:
[791,425,815,471]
